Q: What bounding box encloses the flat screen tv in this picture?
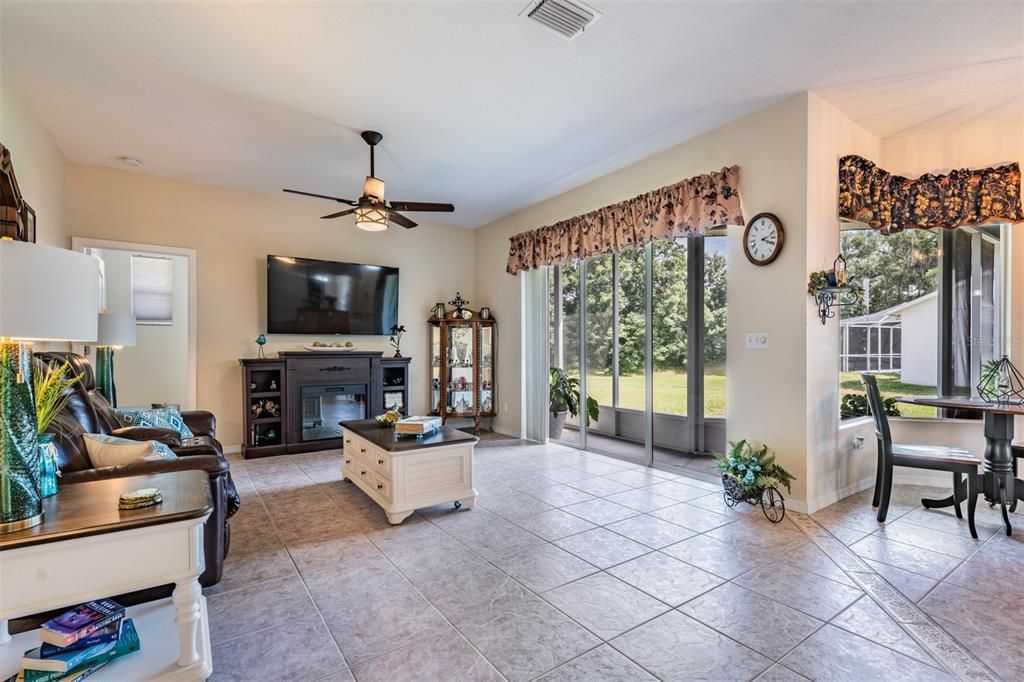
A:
[266,255,399,335]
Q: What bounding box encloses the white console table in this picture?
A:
[0,471,213,681]
[341,420,478,524]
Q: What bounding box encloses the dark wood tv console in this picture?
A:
[240,351,411,459]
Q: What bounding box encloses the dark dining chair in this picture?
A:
[861,373,982,536]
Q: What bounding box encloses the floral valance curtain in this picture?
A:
[506,166,743,275]
[838,155,1023,232]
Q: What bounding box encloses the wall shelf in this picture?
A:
[812,285,859,325]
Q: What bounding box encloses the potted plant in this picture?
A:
[714,440,794,522]
[549,367,599,439]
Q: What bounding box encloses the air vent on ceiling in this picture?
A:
[525,0,600,40]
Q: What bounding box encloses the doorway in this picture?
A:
[547,235,727,475]
[71,237,197,410]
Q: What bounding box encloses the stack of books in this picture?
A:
[3,600,141,682]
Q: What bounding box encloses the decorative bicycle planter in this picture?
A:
[722,475,786,523]
[715,440,794,524]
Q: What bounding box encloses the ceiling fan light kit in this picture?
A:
[356,206,390,232]
[283,130,455,232]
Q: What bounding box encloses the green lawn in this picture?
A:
[584,368,726,417]
[580,370,935,419]
[839,371,937,418]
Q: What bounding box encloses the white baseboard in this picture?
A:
[805,477,876,514]
[223,444,241,455]
[491,425,523,439]
[803,469,955,514]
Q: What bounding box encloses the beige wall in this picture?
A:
[476,94,817,504]
[67,163,476,448]
[804,93,882,509]
[0,56,67,248]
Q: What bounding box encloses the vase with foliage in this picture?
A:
[549,367,599,439]
[714,440,794,522]
[33,359,80,496]
[389,324,406,358]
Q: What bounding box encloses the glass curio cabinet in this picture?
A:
[429,303,496,433]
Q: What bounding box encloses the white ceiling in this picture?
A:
[2,1,1021,228]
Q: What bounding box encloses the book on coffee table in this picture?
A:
[394,416,442,435]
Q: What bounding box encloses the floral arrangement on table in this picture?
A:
[375,409,402,427]
[714,440,794,522]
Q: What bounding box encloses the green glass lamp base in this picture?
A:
[0,341,43,534]
[0,510,43,534]
[96,345,117,407]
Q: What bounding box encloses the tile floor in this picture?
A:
[207,442,1023,681]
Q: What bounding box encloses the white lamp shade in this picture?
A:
[97,312,137,347]
[0,240,100,342]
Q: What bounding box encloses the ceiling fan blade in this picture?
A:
[283,189,357,205]
[321,208,356,219]
[388,212,418,229]
[388,201,454,213]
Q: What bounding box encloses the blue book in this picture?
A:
[39,600,123,648]
[38,622,122,660]
[23,619,140,676]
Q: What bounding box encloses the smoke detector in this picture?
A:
[117,156,142,167]
[523,0,600,40]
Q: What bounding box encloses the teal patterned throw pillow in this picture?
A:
[113,407,195,440]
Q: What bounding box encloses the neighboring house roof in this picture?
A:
[840,291,937,327]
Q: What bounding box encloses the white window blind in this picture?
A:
[132,255,173,324]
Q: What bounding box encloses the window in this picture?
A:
[132,254,174,324]
[839,225,1006,419]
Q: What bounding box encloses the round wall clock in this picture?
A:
[743,212,784,266]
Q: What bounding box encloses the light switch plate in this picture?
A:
[745,333,768,349]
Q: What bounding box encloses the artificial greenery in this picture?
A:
[549,367,599,424]
[714,440,794,493]
[840,393,901,419]
[807,269,863,301]
[33,359,81,435]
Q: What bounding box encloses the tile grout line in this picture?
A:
[243,465,353,678]
[788,512,1000,681]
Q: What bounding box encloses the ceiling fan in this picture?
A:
[284,130,454,231]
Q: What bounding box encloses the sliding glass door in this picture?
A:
[547,235,726,466]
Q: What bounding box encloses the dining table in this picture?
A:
[895,395,1024,535]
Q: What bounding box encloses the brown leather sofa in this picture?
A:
[36,352,240,594]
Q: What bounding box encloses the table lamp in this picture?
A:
[0,240,99,533]
[95,312,136,407]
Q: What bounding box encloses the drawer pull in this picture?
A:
[360,448,366,453]
[377,458,385,465]
[319,365,350,372]
[345,439,351,444]
[344,458,351,464]
[360,469,367,476]
[377,483,384,490]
